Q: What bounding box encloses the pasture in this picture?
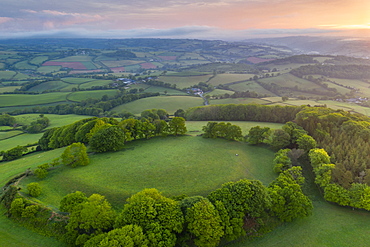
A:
[19,136,277,209]
[159,74,213,88]
[37,66,61,74]
[27,81,70,92]
[0,93,69,107]
[111,95,204,115]
[78,80,113,89]
[210,98,270,105]
[229,81,278,96]
[67,90,119,102]
[0,86,20,93]
[208,73,253,86]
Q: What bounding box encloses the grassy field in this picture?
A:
[67,90,119,102]
[14,61,37,70]
[14,114,92,129]
[0,71,16,80]
[30,56,49,65]
[229,81,277,96]
[208,74,253,86]
[54,56,93,62]
[159,74,213,88]
[28,81,70,92]
[61,78,95,84]
[37,66,61,74]
[210,98,270,105]
[79,80,113,89]
[20,136,277,209]
[0,93,69,107]
[0,130,23,140]
[111,95,204,115]
[0,86,20,93]
[259,74,320,89]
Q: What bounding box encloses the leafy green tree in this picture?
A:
[208,179,271,241]
[168,117,187,136]
[314,163,335,187]
[309,148,331,168]
[273,149,292,173]
[246,126,270,144]
[61,142,89,167]
[65,194,116,246]
[153,119,168,136]
[224,123,243,141]
[0,113,16,126]
[174,109,186,118]
[296,134,317,152]
[84,225,149,247]
[27,182,41,197]
[202,122,218,138]
[2,145,27,161]
[60,191,88,213]
[324,183,351,206]
[89,125,125,152]
[115,188,184,247]
[267,129,291,150]
[21,204,40,218]
[10,198,26,217]
[186,199,224,247]
[268,168,313,222]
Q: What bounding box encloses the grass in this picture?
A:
[37,66,61,74]
[0,86,20,93]
[208,74,253,86]
[210,98,270,105]
[0,93,69,107]
[20,136,277,209]
[259,74,320,89]
[159,75,213,88]
[111,95,204,115]
[54,56,93,62]
[79,80,113,89]
[61,78,95,84]
[229,81,277,96]
[12,73,30,80]
[67,90,119,102]
[0,71,16,80]
[0,133,43,151]
[101,60,145,67]
[14,61,38,70]
[0,130,23,140]
[30,56,49,65]
[28,81,70,92]
[205,89,235,96]
[14,114,92,129]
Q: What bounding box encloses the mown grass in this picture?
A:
[67,90,119,102]
[111,95,204,115]
[20,136,277,209]
[0,93,69,107]
[0,130,23,140]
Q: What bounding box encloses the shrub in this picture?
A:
[27,182,42,197]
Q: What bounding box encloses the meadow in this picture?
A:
[0,93,69,107]
[208,73,254,86]
[159,74,213,88]
[67,89,119,102]
[19,136,277,209]
[229,81,277,96]
[111,95,204,115]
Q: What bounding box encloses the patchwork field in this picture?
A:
[0,93,69,107]
[159,74,213,88]
[112,95,204,115]
[208,73,254,86]
[67,90,119,102]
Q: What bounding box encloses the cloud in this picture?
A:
[0,17,12,24]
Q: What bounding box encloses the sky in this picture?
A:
[0,0,369,40]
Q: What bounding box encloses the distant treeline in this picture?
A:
[290,64,370,79]
[185,104,303,123]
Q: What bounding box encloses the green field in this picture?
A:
[111,95,204,115]
[0,71,16,80]
[159,74,213,88]
[79,79,113,89]
[37,66,61,74]
[210,98,270,105]
[14,114,92,129]
[0,93,69,107]
[259,74,320,89]
[101,60,145,67]
[20,136,277,209]
[229,81,277,96]
[0,133,43,151]
[54,56,93,62]
[208,74,253,86]
[14,61,37,70]
[0,130,23,140]
[67,90,119,102]
[0,86,20,93]
[28,81,70,92]
[30,56,49,65]
[61,78,95,84]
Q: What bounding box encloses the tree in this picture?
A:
[267,129,291,150]
[186,199,224,247]
[61,142,89,167]
[27,182,41,197]
[60,191,88,213]
[2,145,27,161]
[268,168,313,222]
[174,109,186,118]
[246,126,270,144]
[115,188,184,247]
[65,194,116,246]
[84,225,149,247]
[89,125,125,152]
[208,179,271,240]
[168,117,187,136]
[273,149,292,173]
[296,134,317,152]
